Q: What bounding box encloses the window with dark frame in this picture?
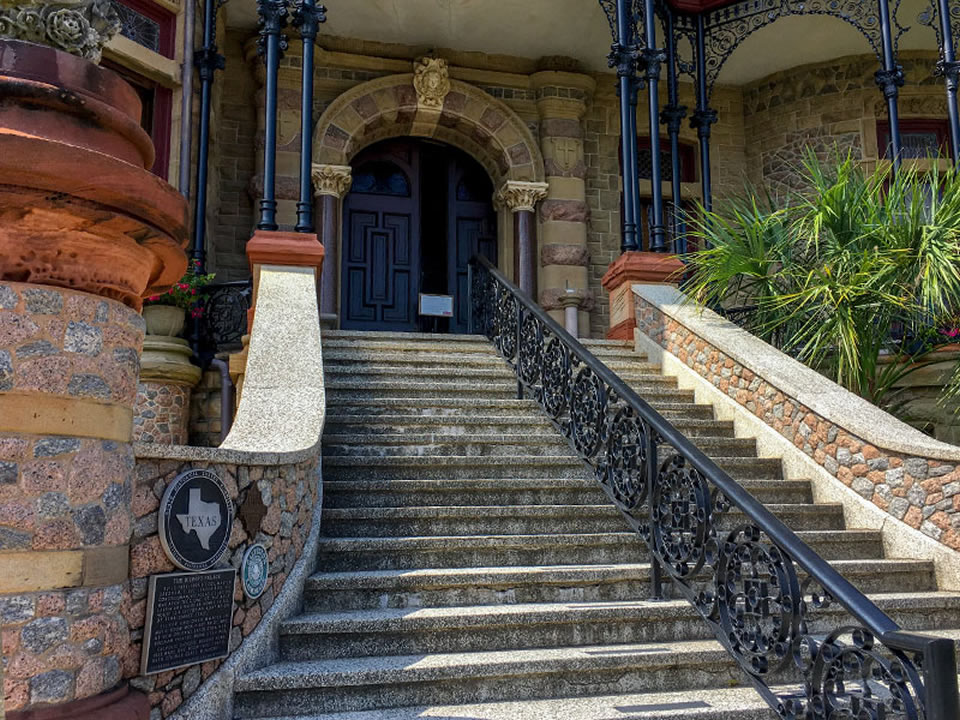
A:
[878,119,951,160]
[101,0,177,179]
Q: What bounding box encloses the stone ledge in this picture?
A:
[633,283,960,462]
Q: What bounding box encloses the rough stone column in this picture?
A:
[0,41,187,717]
[531,70,596,333]
[311,164,352,327]
[495,182,549,298]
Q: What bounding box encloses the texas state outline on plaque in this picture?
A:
[176,487,222,550]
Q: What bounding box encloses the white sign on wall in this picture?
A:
[419,294,454,317]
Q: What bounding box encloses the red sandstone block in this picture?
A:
[242,604,261,636]
[904,506,923,528]
[5,677,29,711]
[33,517,80,550]
[931,510,952,531]
[2,627,20,655]
[130,537,174,578]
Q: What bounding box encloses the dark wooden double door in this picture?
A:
[341,139,496,333]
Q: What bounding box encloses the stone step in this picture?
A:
[323,435,762,463]
[322,415,735,438]
[321,478,815,508]
[325,382,696,403]
[303,559,939,612]
[320,338,639,359]
[319,503,845,537]
[323,397,718,421]
[324,365,519,381]
[278,593,960,660]
[232,640,746,716]
[225,685,780,720]
[321,434,574,458]
[314,530,884,571]
[321,455,782,481]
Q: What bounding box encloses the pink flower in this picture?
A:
[178,283,189,290]
[191,288,197,295]
[190,308,203,318]
[167,288,174,294]
[945,328,959,339]
[147,295,159,302]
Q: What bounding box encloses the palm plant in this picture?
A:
[683,151,960,415]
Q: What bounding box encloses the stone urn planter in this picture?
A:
[143,303,186,336]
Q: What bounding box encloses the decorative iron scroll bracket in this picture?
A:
[919,0,960,60]
[468,252,960,720]
[292,0,325,39]
[671,0,906,100]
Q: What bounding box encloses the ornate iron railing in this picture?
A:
[198,280,252,353]
[468,254,960,720]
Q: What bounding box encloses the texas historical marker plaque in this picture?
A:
[159,468,233,571]
[141,568,236,674]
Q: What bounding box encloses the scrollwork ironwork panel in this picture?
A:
[200,281,252,351]
[468,254,956,720]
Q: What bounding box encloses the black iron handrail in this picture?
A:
[468,253,959,720]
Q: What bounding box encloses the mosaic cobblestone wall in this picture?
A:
[635,295,960,552]
[126,454,320,717]
[0,283,144,712]
[133,383,190,445]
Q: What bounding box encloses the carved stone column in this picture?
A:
[495,181,549,297]
[0,40,187,717]
[312,164,352,326]
[531,70,596,332]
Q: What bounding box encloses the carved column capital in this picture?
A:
[0,0,121,62]
[311,163,352,198]
[495,180,549,213]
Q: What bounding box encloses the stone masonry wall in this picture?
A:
[0,284,144,712]
[742,51,946,197]
[133,383,190,446]
[636,295,960,552]
[125,453,319,718]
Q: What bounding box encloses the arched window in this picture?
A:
[350,161,412,196]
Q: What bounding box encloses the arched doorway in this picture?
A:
[341,138,496,333]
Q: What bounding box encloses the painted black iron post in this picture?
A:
[190,0,225,273]
[691,13,716,214]
[876,0,904,169]
[661,8,687,253]
[610,0,640,252]
[256,0,288,231]
[641,0,667,252]
[936,0,960,163]
[292,0,326,233]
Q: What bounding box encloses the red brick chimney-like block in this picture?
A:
[601,251,685,340]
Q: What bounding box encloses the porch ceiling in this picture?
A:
[226,0,937,86]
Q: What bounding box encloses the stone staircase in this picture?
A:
[233,330,960,719]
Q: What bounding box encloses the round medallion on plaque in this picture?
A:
[159,468,234,572]
[241,544,269,599]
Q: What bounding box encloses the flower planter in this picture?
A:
[143,304,186,337]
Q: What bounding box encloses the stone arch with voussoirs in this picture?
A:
[312,67,545,187]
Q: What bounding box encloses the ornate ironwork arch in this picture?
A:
[918,0,960,58]
[675,0,907,99]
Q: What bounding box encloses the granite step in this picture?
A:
[321,455,782,481]
[228,685,779,720]
[233,640,749,716]
[321,433,573,458]
[314,530,884,571]
[278,593,960,660]
[318,502,846,537]
[325,382,697,403]
[321,477,815,508]
[302,559,940,612]
[322,415,735,438]
[322,396,718,420]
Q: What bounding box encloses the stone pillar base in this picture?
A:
[133,336,201,445]
[601,251,685,340]
[6,684,149,720]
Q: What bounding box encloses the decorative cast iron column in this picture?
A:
[608,0,641,252]
[256,0,288,231]
[691,13,716,214]
[937,0,960,163]
[311,164,352,321]
[191,0,225,272]
[496,181,550,297]
[292,0,326,233]
[662,8,687,254]
[640,0,667,252]
[876,0,904,169]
